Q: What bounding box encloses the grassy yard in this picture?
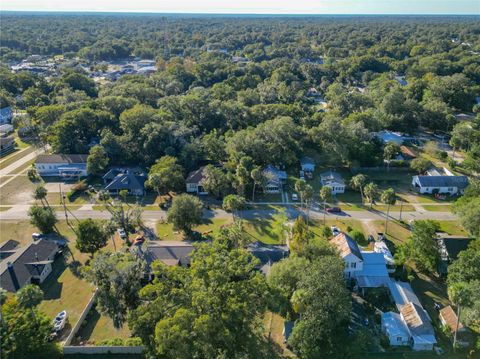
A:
[421,205,453,212]
[74,305,131,345]
[436,220,468,236]
[156,217,234,240]
[369,220,412,246]
[0,175,37,205]
[38,259,96,339]
[0,145,34,170]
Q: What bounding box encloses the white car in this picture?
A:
[331,226,340,236]
[291,193,299,201]
[53,311,67,332]
[117,228,127,240]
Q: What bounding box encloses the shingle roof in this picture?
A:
[36,154,88,164]
[331,233,363,260]
[186,166,207,184]
[247,241,289,269]
[104,172,146,192]
[142,242,195,268]
[414,175,469,189]
[0,239,59,292]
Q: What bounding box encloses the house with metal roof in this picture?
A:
[0,106,13,124]
[35,154,88,178]
[0,239,60,292]
[300,156,316,173]
[400,302,437,351]
[381,312,410,346]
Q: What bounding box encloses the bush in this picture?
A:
[348,229,367,246]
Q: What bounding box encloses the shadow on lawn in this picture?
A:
[41,257,66,300]
[73,305,101,345]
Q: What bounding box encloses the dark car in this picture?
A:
[326,207,341,213]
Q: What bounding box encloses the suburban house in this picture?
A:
[437,236,472,275]
[0,239,60,292]
[300,156,315,173]
[103,167,147,196]
[439,305,470,347]
[376,130,414,145]
[186,166,208,195]
[381,312,410,346]
[263,165,287,193]
[0,124,14,137]
[399,145,417,160]
[0,136,15,155]
[320,170,345,194]
[0,106,13,124]
[412,167,469,195]
[246,241,289,275]
[383,281,437,351]
[395,75,408,86]
[330,233,390,287]
[35,154,88,178]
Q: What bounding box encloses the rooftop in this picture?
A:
[36,154,88,164]
[440,305,464,333]
[331,233,363,260]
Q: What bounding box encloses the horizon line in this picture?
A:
[1,10,479,16]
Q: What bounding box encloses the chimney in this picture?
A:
[7,262,20,291]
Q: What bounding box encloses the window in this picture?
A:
[351,262,356,269]
[448,187,453,191]
[397,337,403,342]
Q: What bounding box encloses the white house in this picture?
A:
[374,240,396,273]
[320,170,345,194]
[263,165,287,193]
[412,167,469,195]
[331,233,364,279]
[35,154,88,178]
[381,312,410,346]
[331,233,391,287]
[186,166,208,195]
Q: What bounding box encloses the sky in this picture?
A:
[1,0,479,15]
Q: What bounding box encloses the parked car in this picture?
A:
[117,228,127,240]
[291,193,298,201]
[299,170,305,180]
[326,207,341,213]
[32,232,46,240]
[331,226,340,236]
[52,311,67,332]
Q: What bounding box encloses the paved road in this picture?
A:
[0,206,458,222]
[0,147,45,189]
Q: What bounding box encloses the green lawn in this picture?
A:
[0,175,37,205]
[0,145,34,170]
[73,305,131,345]
[38,259,96,338]
[436,220,468,236]
[156,217,233,240]
[421,205,453,212]
[370,220,412,246]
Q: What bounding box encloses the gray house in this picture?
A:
[0,239,60,292]
[0,106,13,124]
[103,167,147,196]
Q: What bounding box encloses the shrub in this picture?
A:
[348,229,367,246]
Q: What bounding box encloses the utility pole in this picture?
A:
[399,199,404,222]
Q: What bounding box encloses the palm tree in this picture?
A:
[303,184,314,226]
[33,185,49,207]
[364,182,378,209]
[250,168,263,202]
[381,188,396,234]
[295,179,307,209]
[319,186,332,225]
[384,143,400,172]
[350,174,367,205]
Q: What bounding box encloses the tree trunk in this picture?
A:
[111,235,117,251]
[252,183,256,202]
[323,200,327,225]
[453,304,461,350]
[384,204,390,234]
[360,187,364,206]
